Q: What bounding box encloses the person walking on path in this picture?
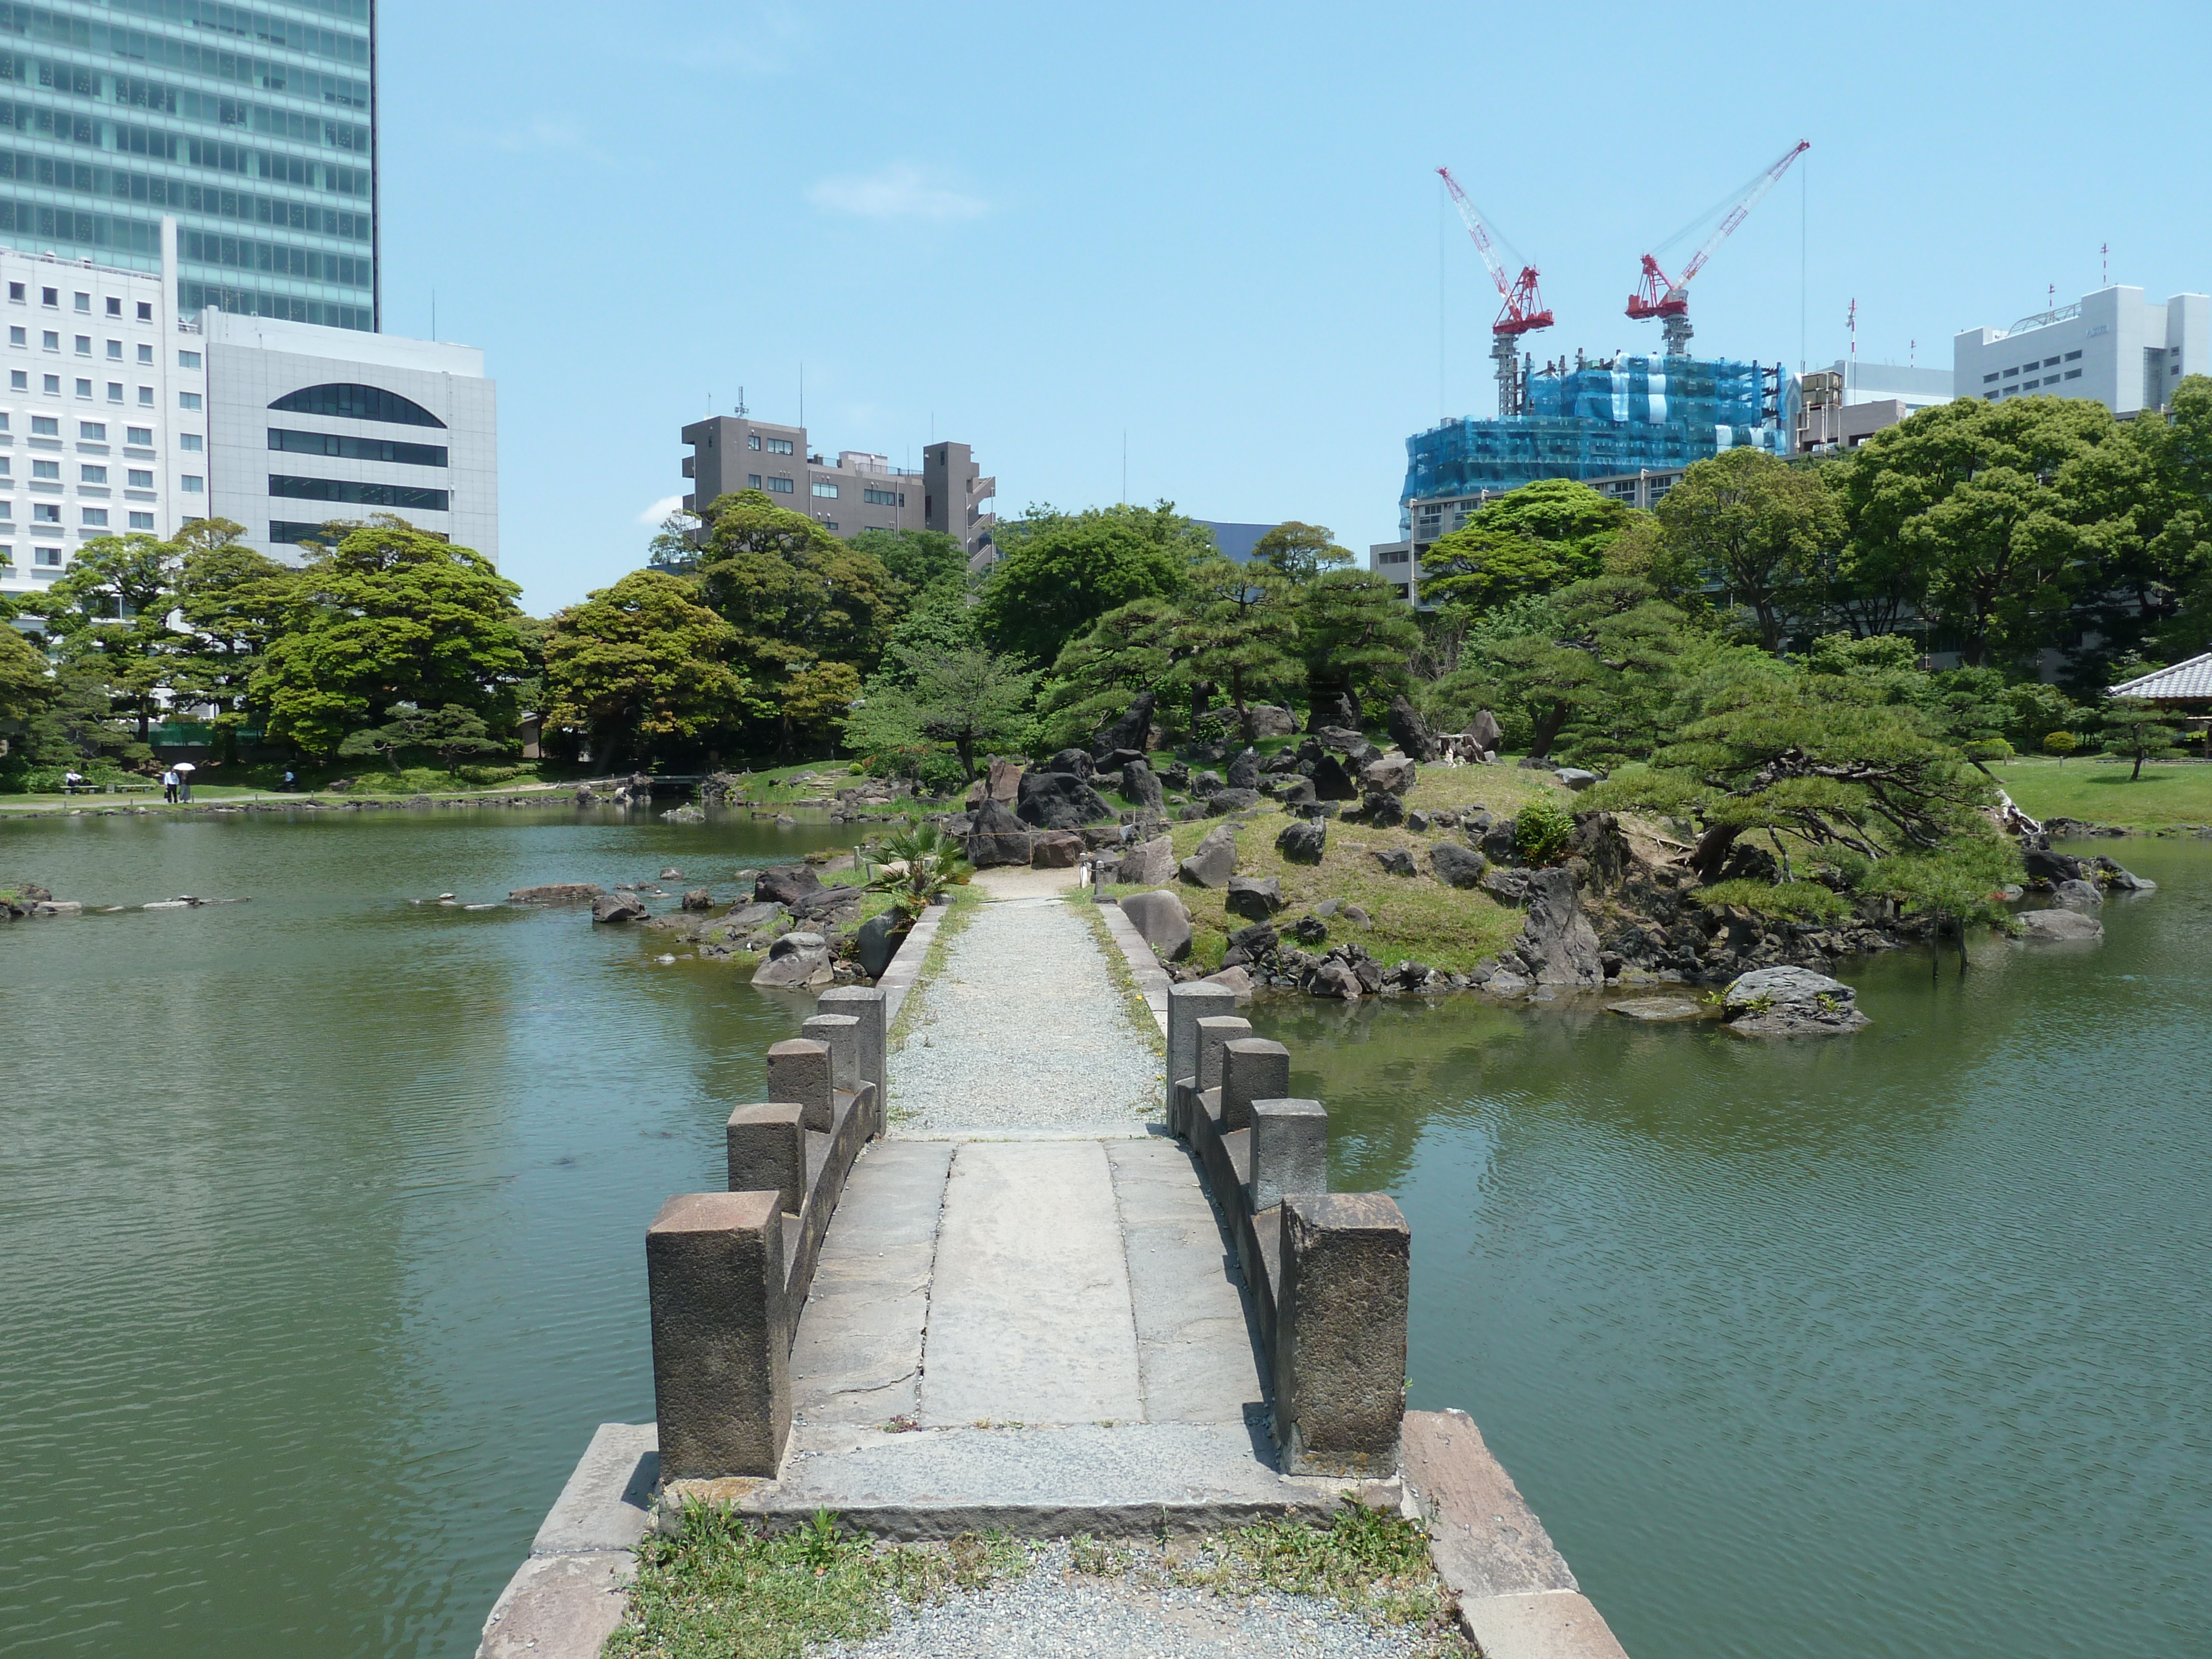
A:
[161,767,179,804]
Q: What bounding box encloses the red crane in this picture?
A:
[1438,165,1552,415]
[1627,140,1809,357]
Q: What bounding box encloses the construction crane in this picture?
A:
[1627,140,1809,358]
[1437,165,1552,416]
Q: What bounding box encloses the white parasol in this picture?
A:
[170,761,197,773]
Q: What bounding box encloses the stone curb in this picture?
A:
[1091,897,1172,1037]
[1402,1408,1631,1657]
[875,904,947,1028]
[473,1421,658,1658]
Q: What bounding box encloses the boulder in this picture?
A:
[1514,867,1604,986]
[1207,788,1262,815]
[753,865,822,908]
[1406,809,1432,834]
[2017,907,2103,941]
[1480,817,1520,861]
[681,888,713,912]
[1119,834,1177,886]
[1431,843,1487,889]
[796,884,861,923]
[1104,747,1149,773]
[2021,843,2084,886]
[1386,693,1436,761]
[985,757,1025,805]
[855,912,905,978]
[1359,791,1406,828]
[1361,755,1418,796]
[1188,769,1225,799]
[1275,776,1317,806]
[753,930,833,989]
[1316,726,1381,765]
[1030,830,1086,868]
[1045,747,1095,779]
[1276,817,1327,864]
[1341,902,1372,928]
[1120,889,1193,960]
[1311,755,1359,800]
[967,799,1032,868]
[1226,748,1262,790]
[508,883,605,905]
[1016,769,1114,830]
[1179,822,1240,887]
[1373,847,1417,877]
[1245,705,1298,738]
[659,868,685,879]
[1121,759,1166,813]
[1226,921,1278,958]
[1720,964,1870,1036]
[718,901,787,936]
[1307,688,1361,733]
[1555,768,1601,791]
[591,892,649,924]
[1203,964,1256,1000]
[1608,997,1705,1022]
[1309,958,1363,999]
[2090,855,2156,892]
[2053,878,2103,909]
[1091,691,1158,763]
[1468,708,1503,754]
[1225,875,1287,919]
[1288,913,1329,945]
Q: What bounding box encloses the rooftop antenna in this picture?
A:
[1909,338,1916,368]
[1846,298,1857,398]
[799,363,805,431]
[2102,243,2109,287]
[735,385,748,417]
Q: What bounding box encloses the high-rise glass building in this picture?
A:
[0,0,375,332]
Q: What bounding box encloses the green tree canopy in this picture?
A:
[850,527,969,599]
[1653,447,1842,651]
[696,489,902,750]
[845,644,1035,782]
[1294,567,1421,727]
[29,531,190,740]
[1035,594,1185,750]
[337,703,509,774]
[977,502,1204,664]
[2093,695,2189,779]
[1171,557,1301,742]
[0,616,52,727]
[1249,521,1353,583]
[542,568,747,769]
[252,517,529,755]
[1421,480,1634,613]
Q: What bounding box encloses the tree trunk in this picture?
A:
[1690,823,1741,884]
[1527,701,1569,760]
[2132,750,2144,780]
[954,735,975,781]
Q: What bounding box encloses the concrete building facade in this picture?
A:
[680,416,994,559]
[202,308,495,565]
[1955,286,2209,418]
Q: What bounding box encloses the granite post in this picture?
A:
[1194,1015,1255,1094]
[1250,1097,1329,1212]
[646,1190,791,1479]
[764,1037,834,1133]
[1167,982,1239,1135]
[800,1013,861,1093]
[816,985,888,1121]
[1274,1192,1409,1478]
[726,1104,807,1214]
[1220,1038,1291,1134]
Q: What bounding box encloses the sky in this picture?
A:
[375,1,2212,614]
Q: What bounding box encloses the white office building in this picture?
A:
[1,217,495,603]
[1955,285,2209,418]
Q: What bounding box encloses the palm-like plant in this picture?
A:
[866,821,974,920]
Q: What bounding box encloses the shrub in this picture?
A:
[1695,877,1851,924]
[2043,731,2078,760]
[1514,797,1576,866]
[1961,737,2013,761]
[457,764,521,786]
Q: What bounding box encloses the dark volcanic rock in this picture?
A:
[1372,847,1417,877]
[1386,693,1436,761]
[1721,965,1870,1036]
[1016,769,1115,830]
[1045,747,1096,779]
[1276,818,1327,863]
[1225,875,1286,919]
[508,883,604,905]
[855,912,905,978]
[1206,787,1262,815]
[1226,748,1262,790]
[591,892,649,924]
[1121,759,1165,813]
[1091,691,1158,762]
[1514,866,1604,986]
[753,865,822,909]
[1430,843,1487,889]
[967,798,1032,867]
[1311,755,1359,801]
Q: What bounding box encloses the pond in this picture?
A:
[2,813,2204,1658]
[1249,837,2211,1659]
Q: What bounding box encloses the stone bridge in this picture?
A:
[477,867,1630,1658]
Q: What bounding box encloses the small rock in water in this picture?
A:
[655,953,676,965]
[1608,997,1704,1022]
[660,868,684,879]
[1721,966,1868,1036]
[463,903,499,911]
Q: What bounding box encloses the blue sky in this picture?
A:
[378,1,2212,614]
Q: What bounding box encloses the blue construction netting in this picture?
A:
[1401,354,1799,507]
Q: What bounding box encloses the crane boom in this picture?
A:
[1436,166,1553,338]
[1626,140,1808,357]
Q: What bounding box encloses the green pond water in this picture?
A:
[2,810,2206,1658]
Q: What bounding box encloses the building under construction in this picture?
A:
[1375,148,1807,603]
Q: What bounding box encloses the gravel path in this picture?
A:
[889,896,1162,1136]
[822,1541,1450,1659]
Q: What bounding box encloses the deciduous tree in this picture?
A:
[976,504,1198,665]
[542,568,746,769]
[1654,447,1841,651]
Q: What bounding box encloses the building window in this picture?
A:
[268,429,448,467]
[39,287,55,307]
[106,296,121,317]
[81,422,104,441]
[32,417,56,436]
[106,340,121,360]
[178,392,202,411]
[8,372,23,392]
[178,434,202,452]
[106,383,123,403]
[128,469,153,488]
[42,374,59,395]
[33,460,59,478]
[136,302,152,321]
[74,336,90,356]
[74,379,91,398]
[268,383,445,428]
[6,283,19,302]
[2044,358,2060,368]
[1381,549,1410,564]
[811,481,839,498]
[748,473,763,488]
[1983,372,1999,383]
[40,331,56,351]
[128,512,153,530]
[268,475,446,510]
[764,437,794,455]
[2003,367,2019,377]
[128,426,152,446]
[178,351,201,371]
[81,508,107,527]
[1984,391,1999,401]
[2065,349,2082,361]
[7,327,19,347]
[137,344,153,364]
[766,476,795,493]
[863,486,901,505]
[138,387,154,406]
[35,546,62,566]
[747,434,762,450]
[181,475,205,493]
[81,465,107,484]
[73,293,88,312]
[821,519,838,530]
[34,503,60,523]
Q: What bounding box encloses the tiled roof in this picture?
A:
[2110,651,2212,700]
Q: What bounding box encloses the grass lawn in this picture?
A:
[1990,756,2212,829]
[1098,761,1572,975]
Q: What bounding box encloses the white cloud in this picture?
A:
[638,493,688,526]
[807,163,988,223]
